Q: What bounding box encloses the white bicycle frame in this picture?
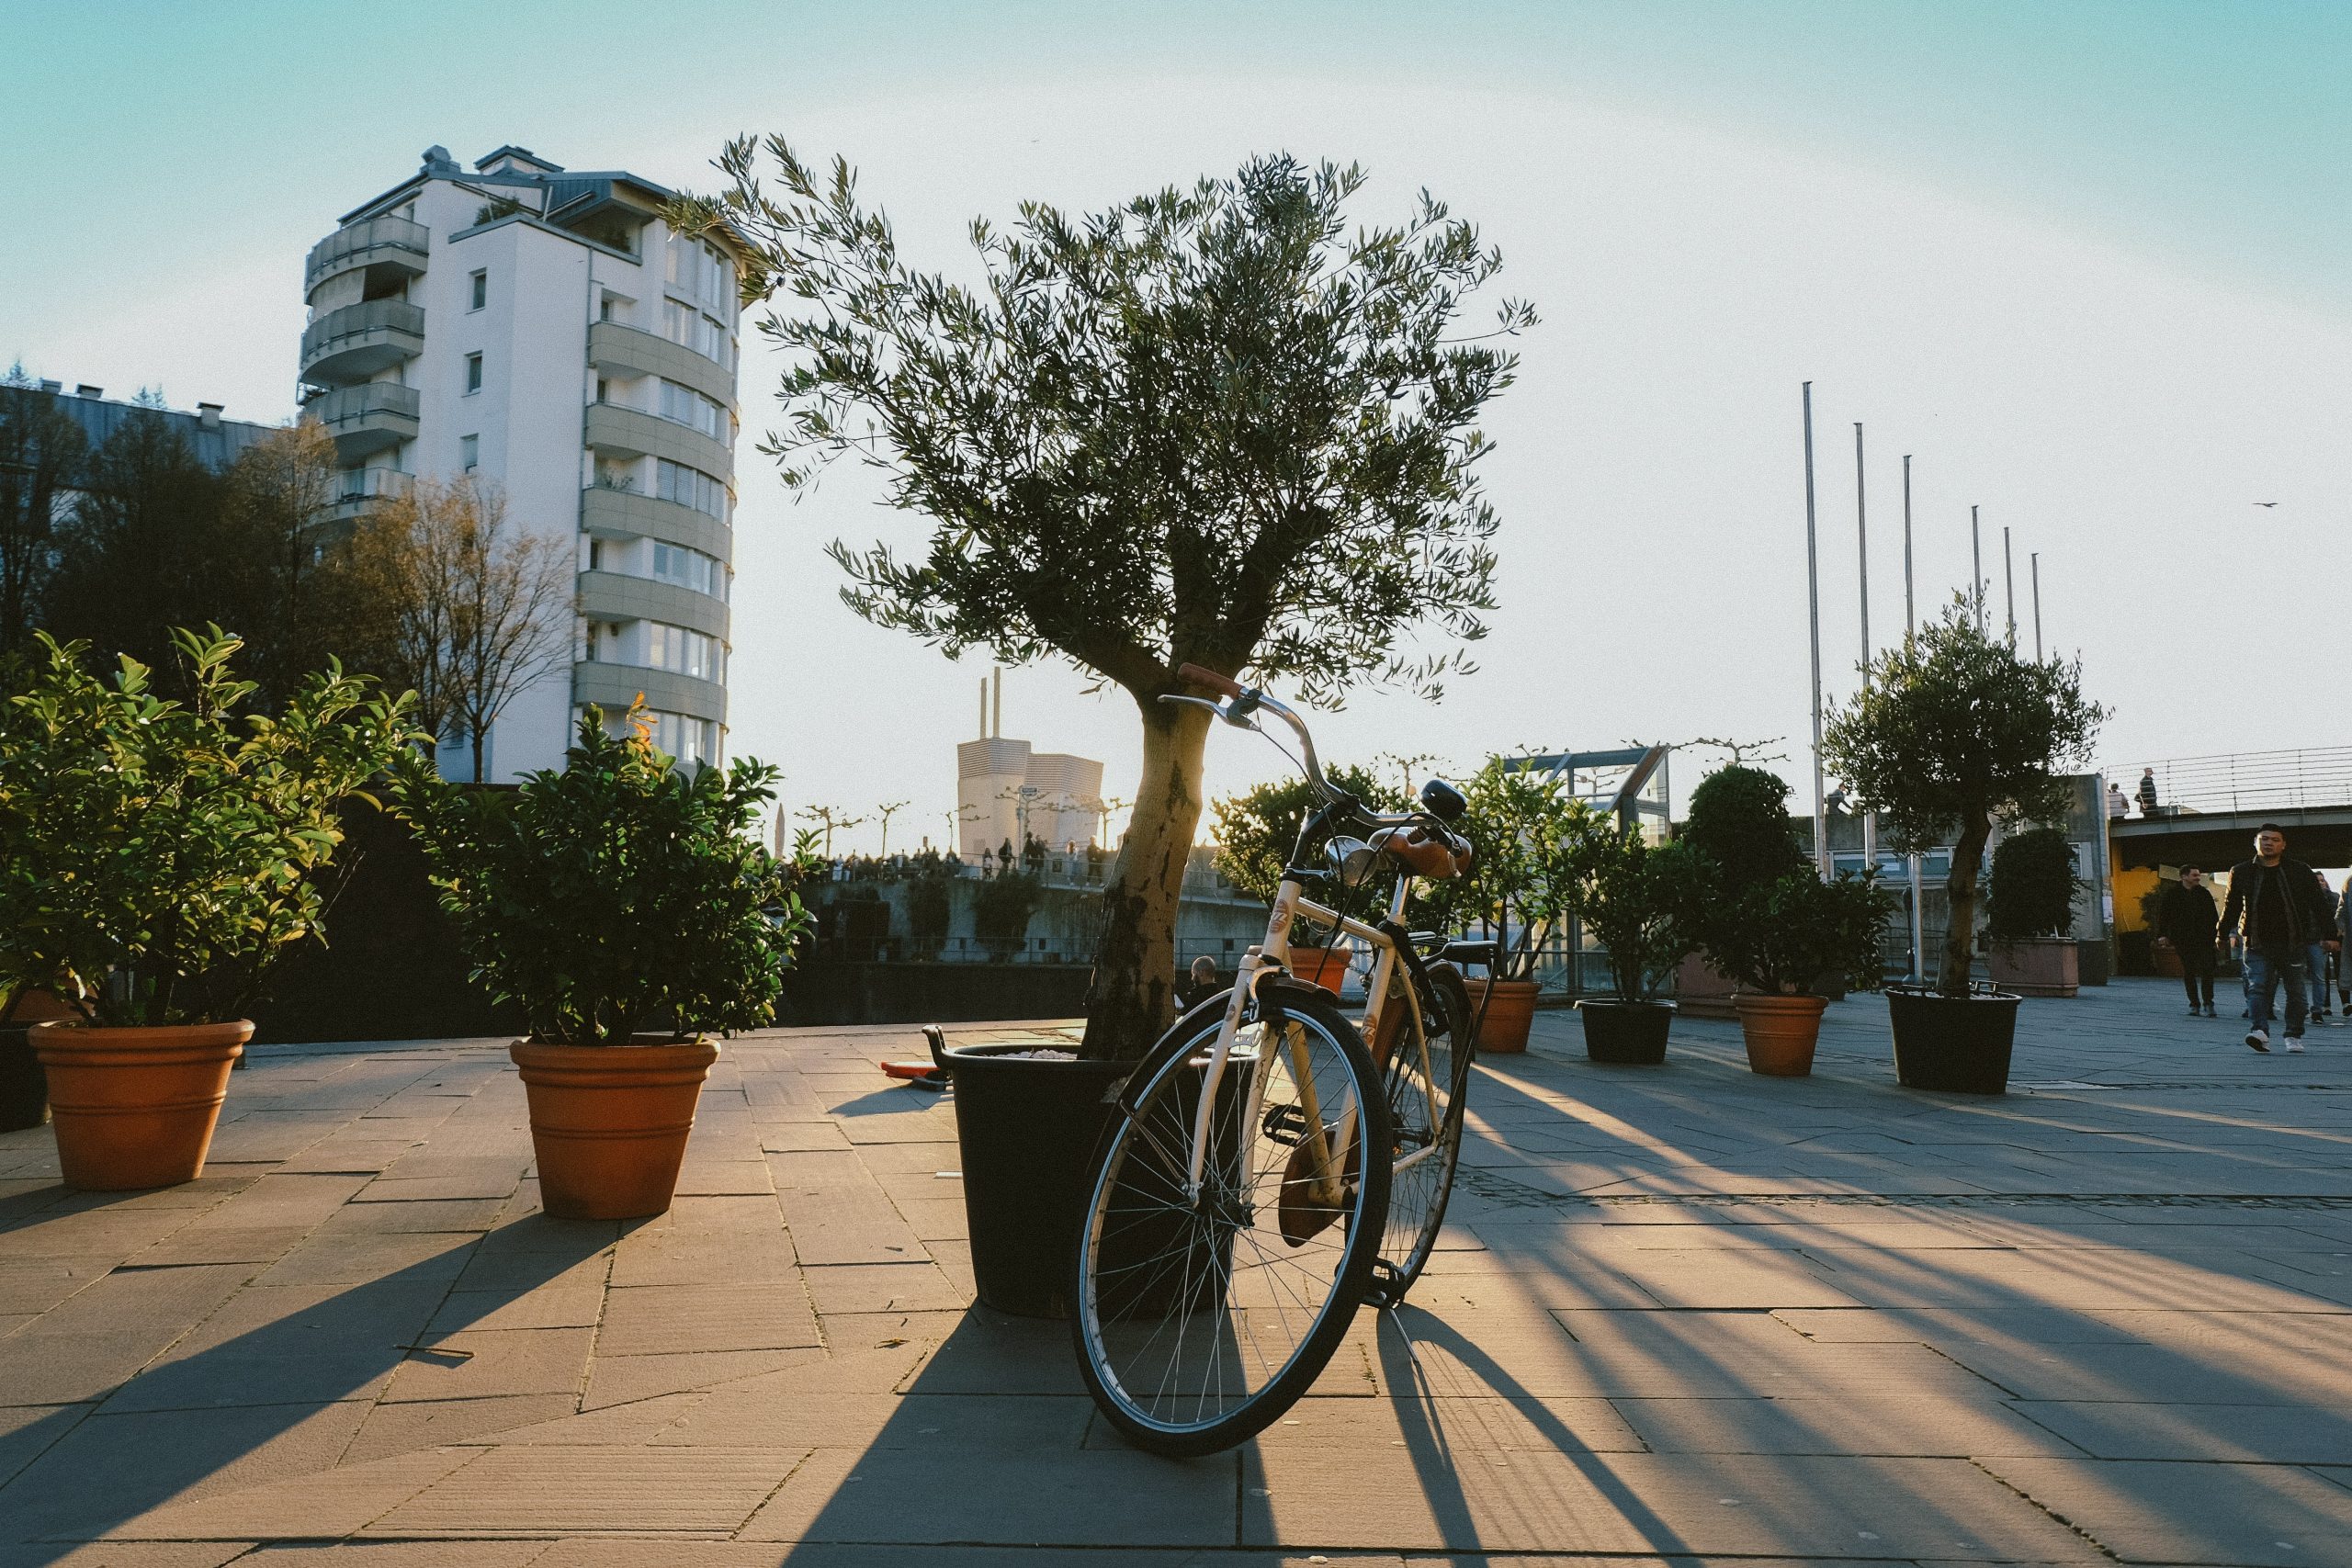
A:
[1170,709,1453,1209]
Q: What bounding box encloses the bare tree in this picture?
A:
[0,367,86,651]
[806,806,865,858]
[220,420,340,708]
[338,479,572,780]
[873,799,910,858]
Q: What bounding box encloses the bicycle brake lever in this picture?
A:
[1157,694,1225,716]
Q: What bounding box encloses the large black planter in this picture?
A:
[0,1026,49,1132]
[933,1036,1132,1319]
[1577,998,1673,1065]
[1886,985,2022,1094]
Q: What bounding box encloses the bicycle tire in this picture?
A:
[1070,983,1391,1456]
[1372,959,1475,1303]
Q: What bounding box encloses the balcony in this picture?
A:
[323,467,414,529]
[582,402,730,479]
[300,299,425,386]
[587,321,734,408]
[304,214,430,299]
[579,483,731,560]
[307,382,420,463]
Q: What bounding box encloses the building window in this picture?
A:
[460,434,479,471]
[650,541,724,596]
[587,537,605,571]
[465,353,483,394]
[469,270,487,310]
[660,299,733,368]
[599,296,616,322]
[644,622,717,681]
[655,379,730,446]
[654,458,730,522]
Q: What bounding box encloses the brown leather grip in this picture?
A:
[1371,826,1473,881]
[1176,662,1244,698]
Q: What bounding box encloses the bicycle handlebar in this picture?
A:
[1167,663,1442,840]
[1176,662,1244,699]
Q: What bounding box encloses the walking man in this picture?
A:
[2161,866,2220,1017]
[2218,824,2339,1053]
[2137,767,2160,817]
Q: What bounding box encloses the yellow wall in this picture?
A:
[2112,864,2163,934]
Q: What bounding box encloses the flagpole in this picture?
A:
[1804,383,1828,879]
[2031,551,2044,661]
[1971,505,1984,631]
[1903,455,1924,984]
[1854,423,1875,875]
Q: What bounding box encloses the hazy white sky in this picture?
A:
[6,5,2345,854]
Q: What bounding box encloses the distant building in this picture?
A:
[957,737,1105,860]
[25,380,273,471]
[301,144,752,779]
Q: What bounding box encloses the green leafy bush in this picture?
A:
[0,628,413,1026]
[1430,757,1587,982]
[1556,822,1706,1000]
[1986,826,2080,944]
[1211,765,1401,904]
[393,707,813,1044]
[904,851,957,959]
[1723,871,1896,998]
[1682,765,1810,905]
[972,869,1042,961]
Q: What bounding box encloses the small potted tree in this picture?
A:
[1824,602,2105,1093]
[1434,757,1581,1053]
[1985,826,2083,998]
[1679,764,1814,1019]
[1713,870,1895,1076]
[1557,816,1706,1064]
[1211,764,1400,993]
[0,630,410,1189]
[394,706,815,1219]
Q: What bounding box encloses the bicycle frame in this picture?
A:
[1180,860,1444,1206]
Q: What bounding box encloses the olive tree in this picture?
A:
[674,141,1532,1057]
[1822,602,2104,996]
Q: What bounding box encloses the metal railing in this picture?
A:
[304,215,429,294]
[335,468,413,503]
[306,382,421,427]
[2114,748,2352,818]
[300,299,425,372]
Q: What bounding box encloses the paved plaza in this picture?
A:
[4,979,2352,1566]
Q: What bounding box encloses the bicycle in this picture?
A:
[1070,663,1488,1456]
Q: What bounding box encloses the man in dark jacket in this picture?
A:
[2218,825,2340,1053]
[2161,866,2221,1017]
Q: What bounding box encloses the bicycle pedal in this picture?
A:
[1261,1102,1309,1146]
[1362,1258,1408,1310]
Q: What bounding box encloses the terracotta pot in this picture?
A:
[1733,993,1826,1077]
[30,1020,250,1190]
[1286,945,1351,996]
[1466,977,1539,1055]
[1987,936,2080,998]
[1672,954,1740,1021]
[509,1038,719,1220]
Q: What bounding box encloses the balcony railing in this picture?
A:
[300,299,425,384]
[305,215,430,295]
[2114,748,2352,818]
[323,467,413,526]
[307,383,420,461]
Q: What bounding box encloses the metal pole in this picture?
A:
[2031,551,2043,661]
[1855,423,1876,874]
[1804,384,1828,878]
[1971,505,1984,631]
[1904,460,1924,984]
[2003,526,2017,647]
[1902,454,1915,638]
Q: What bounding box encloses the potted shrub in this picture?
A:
[1824,602,2105,1093]
[0,629,409,1189]
[1985,826,2083,998]
[394,706,815,1219]
[1713,870,1895,1076]
[1557,817,1705,1065]
[1425,757,1582,1053]
[1210,763,1400,994]
[1679,764,1814,1019]
[904,850,957,960]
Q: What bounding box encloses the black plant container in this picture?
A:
[0,1026,48,1131]
[1577,998,1673,1065]
[1886,985,2021,1094]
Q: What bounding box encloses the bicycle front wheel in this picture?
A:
[1071,987,1390,1456]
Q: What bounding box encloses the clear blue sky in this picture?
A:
[7,0,2346,326]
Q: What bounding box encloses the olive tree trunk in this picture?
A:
[1939,813,1991,997]
[1082,694,1215,1060]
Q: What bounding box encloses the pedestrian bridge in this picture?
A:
[2108,747,2352,868]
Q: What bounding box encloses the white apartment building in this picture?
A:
[300,144,748,779]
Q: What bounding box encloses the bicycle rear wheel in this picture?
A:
[1372,960,1474,1303]
[1071,987,1390,1456]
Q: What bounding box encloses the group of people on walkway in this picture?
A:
[2159,824,2348,1053]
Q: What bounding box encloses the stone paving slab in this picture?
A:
[3,982,2352,1562]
